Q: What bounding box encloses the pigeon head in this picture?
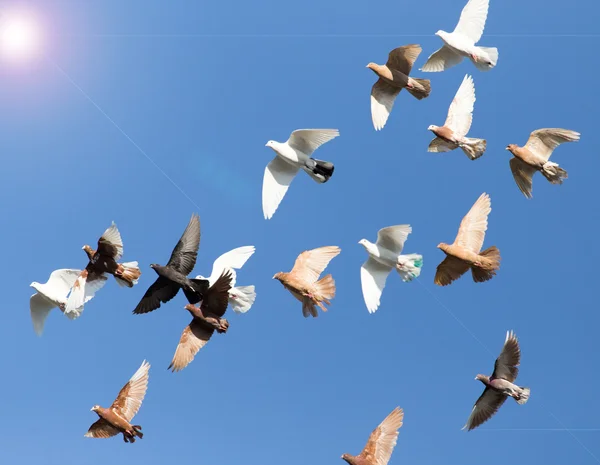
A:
[265,140,278,150]
[366,62,379,72]
[272,272,284,281]
[437,243,450,253]
[475,374,489,384]
[505,144,518,154]
[340,454,355,464]
[90,405,101,412]
[435,30,446,38]
[30,281,40,290]
[427,124,438,132]
[82,245,95,259]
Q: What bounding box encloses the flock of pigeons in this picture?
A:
[27,0,582,460]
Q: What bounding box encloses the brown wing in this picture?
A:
[110,360,150,422]
[84,418,120,439]
[434,256,470,286]
[492,330,521,382]
[202,270,233,318]
[463,387,507,431]
[168,320,213,372]
[386,44,422,75]
[454,192,491,253]
[525,128,580,161]
[359,407,404,465]
[166,213,201,275]
[96,222,124,260]
[509,157,536,199]
[290,246,341,285]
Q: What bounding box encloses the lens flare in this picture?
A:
[0,13,42,61]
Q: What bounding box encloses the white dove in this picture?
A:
[30,269,95,336]
[195,245,256,314]
[263,129,339,220]
[427,74,487,160]
[359,225,423,313]
[421,0,498,73]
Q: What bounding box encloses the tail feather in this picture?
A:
[303,158,334,183]
[314,274,336,301]
[459,137,487,160]
[471,246,501,283]
[407,78,431,100]
[229,285,256,314]
[396,254,423,282]
[114,261,141,288]
[472,46,498,71]
[517,387,530,405]
[542,162,568,185]
[302,298,318,318]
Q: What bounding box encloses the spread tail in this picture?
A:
[114,261,141,288]
[303,158,334,183]
[459,137,487,160]
[407,78,431,100]
[471,246,501,283]
[396,254,423,282]
[314,274,336,301]
[541,161,568,185]
[516,387,530,405]
[472,46,498,71]
[229,285,256,314]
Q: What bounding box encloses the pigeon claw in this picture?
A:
[471,53,478,62]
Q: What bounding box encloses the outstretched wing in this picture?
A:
[96,222,124,260]
[444,74,476,138]
[525,128,580,161]
[169,320,214,372]
[376,225,412,255]
[290,246,341,284]
[84,418,120,439]
[166,214,201,275]
[386,44,422,75]
[420,45,463,73]
[262,157,300,220]
[110,360,150,422]
[209,246,255,284]
[452,0,490,44]
[358,407,404,465]
[286,129,339,156]
[454,192,491,253]
[132,276,180,314]
[492,330,521,382]
[371,79,401,131]
[463,387,507,431]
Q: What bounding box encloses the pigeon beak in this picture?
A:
[90,407,94,411]
[505,147,509,150]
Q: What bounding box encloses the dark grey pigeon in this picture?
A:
[463,330,530,431]
[133,214,209,315]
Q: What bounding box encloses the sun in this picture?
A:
[0,12,42,61]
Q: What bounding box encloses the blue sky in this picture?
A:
[0,0,598,464]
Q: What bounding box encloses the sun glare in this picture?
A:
[0,12,42,61]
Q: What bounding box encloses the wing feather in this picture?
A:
[454,192,491,253]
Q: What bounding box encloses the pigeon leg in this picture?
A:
[470,53,478,62]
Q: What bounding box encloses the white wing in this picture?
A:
[286,129,339,156]
[361,257,393,314]
[371,80,400,131]
[453,0,489,44]
[376,225,412,255]
[209,246,256,283]
[420,45,464,73]
[444,74,476,138]
[64,275,108,319]
[45,269,83,296]
[100,222,124,261]
[262,157,300,220]
[30,294,56,336]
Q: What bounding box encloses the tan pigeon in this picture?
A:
[341,407,404,465]
[367,44,431,131]
[435,193,500,286]
[506,128,580,198]
[273,246,340,317]
[427,74,486,160]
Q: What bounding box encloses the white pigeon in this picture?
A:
[427,74,487,160]
[195,245,256,314]
[30,269,95,336]
[359,225,423,313]
[263,129,339,220]
[421,0,498,73]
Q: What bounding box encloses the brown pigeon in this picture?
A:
[463,331,530,431]
[65,222,141,318]
[85,360,150,443]
[435,193,500,286]
[168,269,234,372]
[367,44,431,131]
[506,128,580,198]
[341,407,404,465]
[273,245,340,317]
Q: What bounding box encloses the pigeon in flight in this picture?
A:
[463,331,530,431]
[421,0,498,73]
[169,270,234,372]
[341,407,404,465]
[85,360,150,443]
[273,246,340,318]
[435,193,500,286]
[427,74,486,160]
[359,225,423,313]
[263,129,339,220]
[133,214,210,315]
[367,44,431,131]
[65,222,141,319]
[506,128,580,198]
[29,269,95,336]
[195,245,256,314]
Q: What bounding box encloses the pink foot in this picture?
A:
[471,54,478,62]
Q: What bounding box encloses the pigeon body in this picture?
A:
[195,245,256,314]
[169,270,233,372]
[506,128,580,198]
[428,74,486,160]
[263,129,339,220]
[359,225,423,313]
[30,269,93,335]
[463,331,530,431]
[274,246,340,317]
[435,193,500,286]
[133,214,210,315]
[367,44,431,131]
[341,407,404,465]
[421,0,498,73]
[85,360,150,443]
